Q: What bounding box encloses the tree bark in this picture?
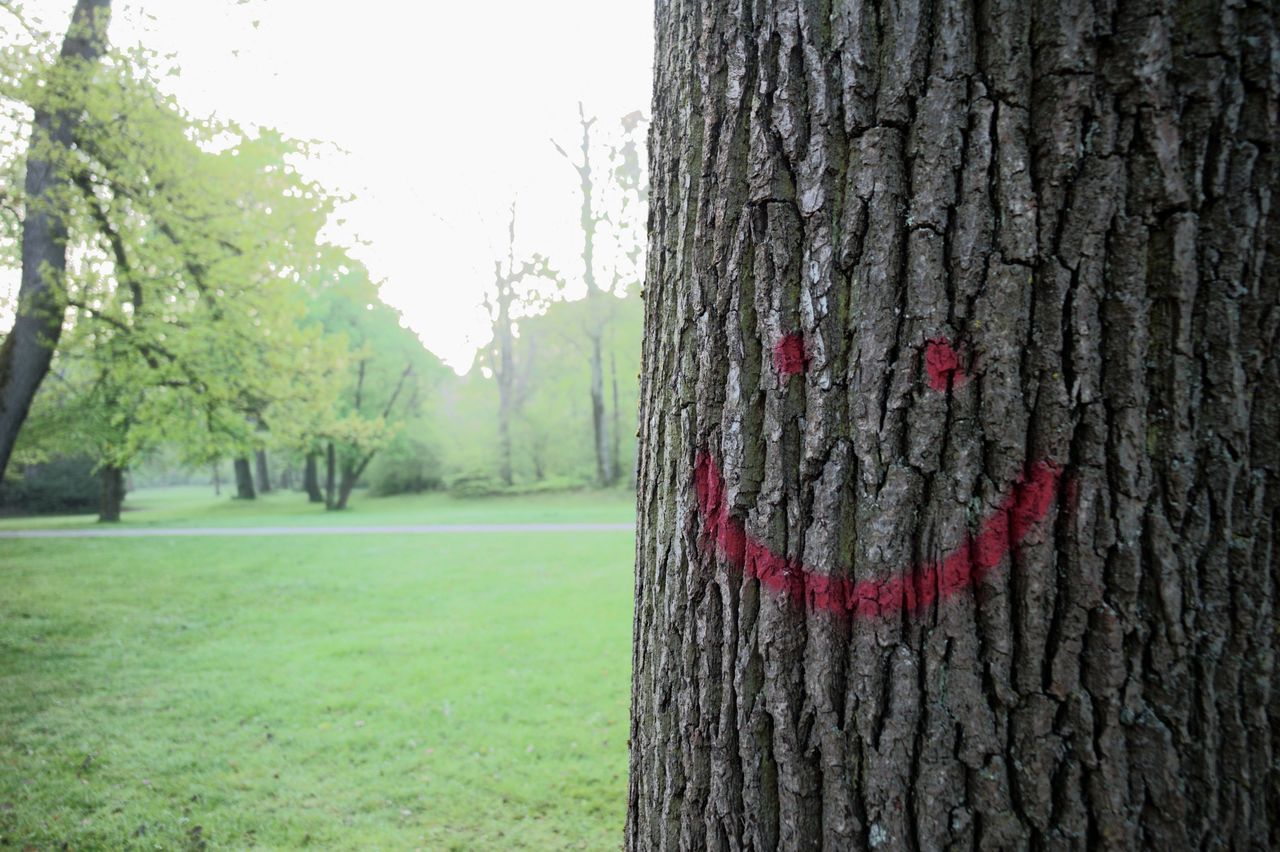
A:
[304,452,324,503]
[232,456,255,500]
[98,464,124,523]
[324,441,336,510]
[495,259,516,487]
[629,1,1279,850]
[334,464,359,511]
[254,448,272,494]
[589,330,614,487]
[0,0,112,482]
[611,347,623,486]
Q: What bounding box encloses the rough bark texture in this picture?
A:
[98,464,124,523]
[233,456,255,501]
[628,0,1279,849]
[0,0,112,482]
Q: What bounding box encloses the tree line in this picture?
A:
[0,0,646,521]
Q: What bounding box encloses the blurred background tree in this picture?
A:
[0,1,649,519]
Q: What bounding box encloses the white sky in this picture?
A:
[9,0,654,371]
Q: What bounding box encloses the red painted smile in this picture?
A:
[693,453,1062,618]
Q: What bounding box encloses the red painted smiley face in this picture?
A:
[695,335,1062,619]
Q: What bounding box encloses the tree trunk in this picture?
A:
[98,464,124,523]
[496,264,516,487]
[532,439,546,482]
[589,331,615,487]
[562,105,620,489]
[211,461,221,496]
[232,456,255,500]
[334,464,358,511]
[0,0,112,483]
[611,347,623,486]
[628,2,1279,850]
[279,463,293,491]
[304,452,324,503]
[324,441,336,510]
[254,448,272,494]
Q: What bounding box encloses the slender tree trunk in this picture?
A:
[589,331,613,486]
[279,464,292,491]
[562,105,619,489]
[324,442,336,510]
[611,347,622,487]
[304,453,324,503]
[0,0,112,482]
[496,266,515,487]
[628,2,1279,850]
[97,464,124,523]
[211,461,221,496]
[254,448,272,494]
[232,457,255,500]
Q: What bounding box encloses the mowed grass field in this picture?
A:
[0,487,636,849]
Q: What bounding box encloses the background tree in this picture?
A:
[0,0,111,481]
[298,255,445,511]
[628,1,1278,849]
[553,106,646,487]
[485,202,561,486]
[2,27,335,515]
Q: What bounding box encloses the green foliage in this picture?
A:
[0,454,97,515]
[280,251,452,506]
[447,470,505,498]
[366,421,444,496]
[1,12,649,514]
[449,472,594,499]
[2,20,340,481]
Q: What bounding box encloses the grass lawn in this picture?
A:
[0,491,636,849]
[0,484,637,531]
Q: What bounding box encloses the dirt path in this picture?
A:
[0,522,633,539]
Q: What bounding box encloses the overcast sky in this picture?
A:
[10,0,654,371]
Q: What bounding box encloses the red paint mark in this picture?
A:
[694,453,1062,618]
[773,333,809,376]
[925,338,968,391]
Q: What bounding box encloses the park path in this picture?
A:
[0,522,633,539]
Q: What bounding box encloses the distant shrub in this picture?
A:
[447,472,591,499]
[448,472,504,498]
[0,455,99,515]
[367,432,445,496]
[507,475,592,495]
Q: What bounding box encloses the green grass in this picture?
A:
[0,492,636,849]
[0,484,636,530]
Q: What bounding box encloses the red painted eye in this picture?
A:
[773,333,809,376]
[924,338,967,391]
